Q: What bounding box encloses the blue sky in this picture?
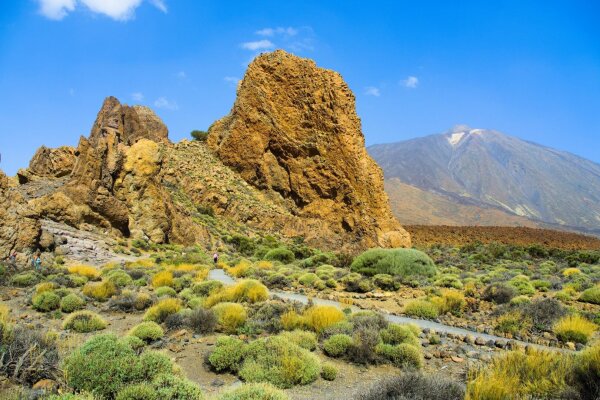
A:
[1,0,599,175]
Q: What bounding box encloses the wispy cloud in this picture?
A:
[224,76,240,86]
[176,71,187,79]
[239,26,316,62]
[37,0,167,21]
[69,88,76,96]
[401,76,419,88]
[240,39,275,51]
[365,86,381,97]
[37,0,76,20]
[132,92,144,102]
[256,27,298,37]
[154,97,178,110]
[149,0,167,13]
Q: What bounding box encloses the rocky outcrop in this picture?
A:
[27,146,76,178]
[0,171,41,256]
[33,96,205,244]
[209,50,410,249]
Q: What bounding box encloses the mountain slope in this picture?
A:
[369,126,600,234]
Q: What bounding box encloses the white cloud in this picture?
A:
[149,0,167,13]
[132,92,144,102]
[224,76,240,86]
[256,27,298,37]
[241,39,274,51]
[80,0,142,21]
[401,76,419,88]
[365,86,381,97]
[176,71,186,79]
[154,97,178,110]
[37,0,76,20]
[37,0,167,21]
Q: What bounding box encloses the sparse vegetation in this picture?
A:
[63,310,107,333]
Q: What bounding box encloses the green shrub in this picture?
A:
[144,298,182,323]
[466,348,572,399]
[11,272,39,287]
[380,324,420,347]
[63,334,175,399]
[571,343,600,399]
[509,276,536,296]
[376,343,423,369]
[117,374,202,400]
[60,293,86,313]
[404,300,439,319]
[106,269,134,287]
[434,274,463,289]
[208,337,247,372]
[191,130,209,141]
[482,283,517,304]
[32,290,61,312]
[321,363,338,381]
[152,373,205,400]
[63,310,107,333]
[553,315,597,344]
[218,382,289,400]
[279,330,317,351]
[579,286,600,305]
[342,273,373,293]
[264,248,295,264]
[432,289,466,316]
[495,311,531,335]
[191,280,223,296]
[510,295,532,306]
[238,336,321,388]
[323,334,354,358]
[375,343,424,369]
[212,302,247,333]
[138,351,173,381]
[350,248,436,281]
[156,286,177,297]
[129,321,164,342]
[298,273,319,287]
[372,274,396,290]
[531,279,551,292]
[82,280,117,301]
[116,383,156,400]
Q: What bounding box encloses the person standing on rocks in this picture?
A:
[32,251,42,271]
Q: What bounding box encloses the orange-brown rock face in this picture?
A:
[209,50,410,249]
[27,146,76,178]
[0,171,41,255]
[33,96,205,245]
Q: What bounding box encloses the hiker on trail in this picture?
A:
[4,252,17,271]
[32,251,42,271]
[9,252,17,270]
[213,252,219,265]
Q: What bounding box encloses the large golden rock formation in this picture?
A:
[208,50,410,249]
[32,97,205,245]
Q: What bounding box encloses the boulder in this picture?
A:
[27,146,76,178]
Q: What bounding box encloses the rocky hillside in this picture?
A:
[370,126,600,235]
[0,51,410,258]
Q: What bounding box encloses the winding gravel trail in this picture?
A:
[208,268,568,352]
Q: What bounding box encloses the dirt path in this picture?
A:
[208,269,569,353]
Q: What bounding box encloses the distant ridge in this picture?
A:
[369,127,600,236]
